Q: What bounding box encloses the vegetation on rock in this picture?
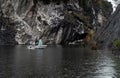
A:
[113,39,120,49]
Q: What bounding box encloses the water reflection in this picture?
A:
[0,45,119,78]
[93,50,116,78]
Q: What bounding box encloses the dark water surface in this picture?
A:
[0,45,120,78]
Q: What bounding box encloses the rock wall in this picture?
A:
[0,0,112,45]
[96,4,120,48]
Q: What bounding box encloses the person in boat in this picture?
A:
[38,39,43,47]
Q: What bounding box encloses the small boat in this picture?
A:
[27,39,47,50]
[27,45,47,50]
[35,45,47,49]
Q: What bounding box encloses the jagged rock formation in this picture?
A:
[0,0,112,45]
[96,4,120,48]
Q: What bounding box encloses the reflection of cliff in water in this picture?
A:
[0,45,119,77]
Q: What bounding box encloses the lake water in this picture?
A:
[0,45,120,78]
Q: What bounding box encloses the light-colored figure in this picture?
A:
[38,39,43,47]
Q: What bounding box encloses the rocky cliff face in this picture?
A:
[0,0,112,45]
[96,4,120,48]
